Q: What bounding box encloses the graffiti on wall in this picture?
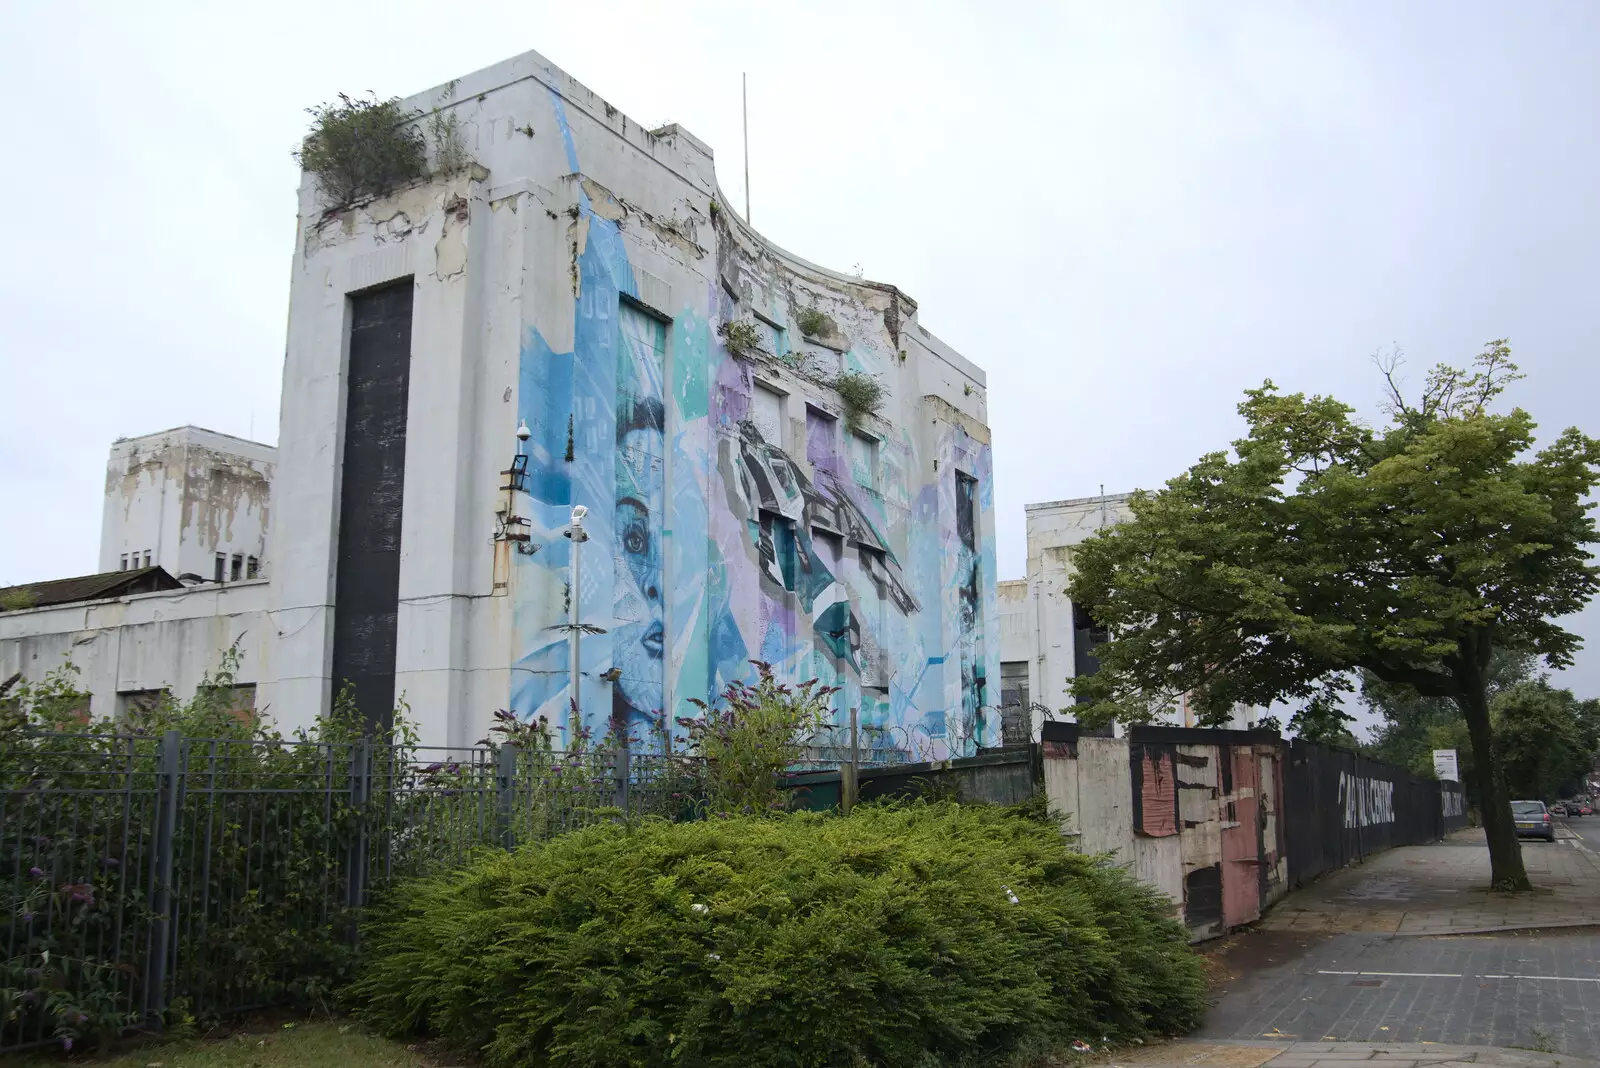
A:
[1339,772,1396,829]
[1441,787,1465,820]
[509,84,999,756]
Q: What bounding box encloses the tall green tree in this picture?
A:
[1067,344,1600,890]
[1364,648,1536,784]
[1492,681,1600,801]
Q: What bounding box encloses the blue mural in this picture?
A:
[510,84,999,759]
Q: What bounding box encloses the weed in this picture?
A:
[833,370,885,431]
[717,319,763,359]
[426,109,470,174]
[795,307,828,337]
[0,588,37,612]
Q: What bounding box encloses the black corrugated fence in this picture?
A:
[1283,739,1465,888]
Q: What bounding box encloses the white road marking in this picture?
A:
[1318,970,1464,978]
[1318,969,1600,983]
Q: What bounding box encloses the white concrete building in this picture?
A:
[2,47,1000,754]
[998,493,1258,739]
[99,426,274,583]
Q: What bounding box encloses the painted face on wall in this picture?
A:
[613,397,665,732]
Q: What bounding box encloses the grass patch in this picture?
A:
[5,1021,428,1068]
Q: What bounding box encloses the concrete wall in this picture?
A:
[0,583,268,723]
[1001,493,1259,736]
[1042,726,1288,941]
[99,427,275,582]
[264,48,997,751]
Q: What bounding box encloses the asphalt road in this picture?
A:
[1563,813,1600,853]
[1201,822,1600,1058]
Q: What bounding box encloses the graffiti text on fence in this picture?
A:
[1339,772,1395,829]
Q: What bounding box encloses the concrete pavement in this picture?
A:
[1184,821,1600,1061]
[1110,1040,1600,1068]
[1257,827,1600,936]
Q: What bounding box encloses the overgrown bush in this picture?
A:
[351,802,1206,1068]
[682,660,836,814]
[294,93,427,208]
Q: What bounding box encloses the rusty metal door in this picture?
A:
[1220,746,1261,928]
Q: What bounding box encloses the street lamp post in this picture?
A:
[564,505,590,723]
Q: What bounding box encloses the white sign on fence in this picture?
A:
[1433,749,1460,782]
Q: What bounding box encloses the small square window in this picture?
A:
[245,556,259,579]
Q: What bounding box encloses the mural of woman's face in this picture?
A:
[613,422,664,722]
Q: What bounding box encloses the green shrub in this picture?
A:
[294,93,427,208]
[351,802,1205,1068]
[833,370,884,432]
[716,319,762,359]
[682,660,836,814]
[794,307,828,337]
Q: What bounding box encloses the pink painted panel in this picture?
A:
[1220,746,1261,929]
[1139,749,1178,837]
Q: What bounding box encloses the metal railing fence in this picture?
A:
[0,731,697,1053]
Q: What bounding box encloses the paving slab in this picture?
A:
[1257,830,1600,937]
[1113,1042,1600,1068]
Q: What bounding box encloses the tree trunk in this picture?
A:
[1456,678,1531,891]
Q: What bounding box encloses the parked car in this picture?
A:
[1512,800,1557,842]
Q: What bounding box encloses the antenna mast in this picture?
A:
[742,73,751,224]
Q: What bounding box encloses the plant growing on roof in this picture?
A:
[794,306,828,338]
[717,319,762,359]
[426,108,471,174]
[0,588,36,612]
[832,370,885,432]
[294,93,427,208]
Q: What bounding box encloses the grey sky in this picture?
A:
[4,2,1597,730]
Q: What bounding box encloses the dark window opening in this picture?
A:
[230,554,243,582]
[245,556,259,579]
[118,688,169,721]
[143,551,151,568]
[214,553,226,582]
[956,472,977,552]
[1072,599,1111,704]
[120,554,128,571]
[332,278,415,730]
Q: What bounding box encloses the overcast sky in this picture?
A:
[4,2,1598,731]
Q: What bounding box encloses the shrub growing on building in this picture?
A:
[833,369,885,431]
[794,306,828,337]
[295,93,428,208]
[351,801,1206,1068]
